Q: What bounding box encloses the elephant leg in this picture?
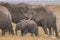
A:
[5,28,11,35]
[21,30,24,36]
[31,32,34,36]
[34,29,39,36]
[53,24,58,37]
[4,29,8,32]
[42,26,48,36]
[8,24,14,35]
[31,30,35,36]
[15,29,17,35]
[9,30,11,35]
[42,25,48,36]
[23,30,28,36]
[34,31,39,36]
[48,27,52,36]
[2,29,6,36]
[9,28,14,35]
[21,28,28,36]
[42,20,48,36]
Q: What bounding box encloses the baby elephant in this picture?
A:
[15,19,39,36]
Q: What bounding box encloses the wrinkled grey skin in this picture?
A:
[0,5,14,36]
[0,2,58,37]
[15,19,38,36]
[23,6,58,37]
[0,2,32,23]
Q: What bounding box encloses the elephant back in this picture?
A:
[0,5,12,23]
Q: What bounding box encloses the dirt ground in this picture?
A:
[0,5,60,40]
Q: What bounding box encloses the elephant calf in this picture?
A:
[15,19,39,36]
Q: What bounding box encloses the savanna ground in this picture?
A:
[0,5,60,40]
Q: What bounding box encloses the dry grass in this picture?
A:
[0,5,60,40]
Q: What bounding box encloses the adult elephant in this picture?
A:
[0,5,14,36]
[0,2,58,37]
[0,2,32,23]
[23,6,58,37]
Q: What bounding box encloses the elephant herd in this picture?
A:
[0,2,59,38]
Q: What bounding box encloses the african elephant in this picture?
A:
[0,2,58,37]
[15,19,39,36]
[0,5,14,36]
[0,2,32,23]
[23,6,58,37]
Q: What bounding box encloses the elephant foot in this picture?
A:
[51,36,56,39]
[44,34,48,36]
